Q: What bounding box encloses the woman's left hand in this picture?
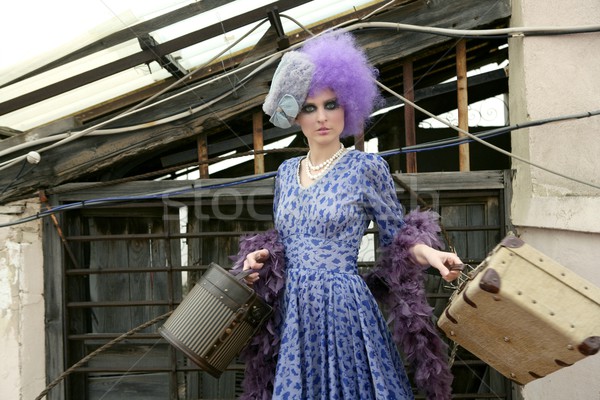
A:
[410,243,463,282]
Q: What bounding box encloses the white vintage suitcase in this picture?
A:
[438,235,600,385]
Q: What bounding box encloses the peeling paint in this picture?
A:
[0,199,44,400]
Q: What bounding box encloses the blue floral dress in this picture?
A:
[272,150,414,400]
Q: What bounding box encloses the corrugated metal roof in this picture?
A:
[0,0,374,131]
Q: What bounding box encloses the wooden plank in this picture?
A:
[466,203,486,260]
[393,170,505,191]
[52,176,277,201]
[253,111,265,174]
[456,39,471,171]
[441,203,468,257]
[129,229,155,332]
[88,372,170,400]
[63,212,89,396]
[51,170,506,209]
[354,134,365,152]
[403,61,417,173]
[197,132,210,178]
[357,0,510,67]
[89,219,132,333]
[43,197,67,400]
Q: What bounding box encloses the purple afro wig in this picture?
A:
[300,31,380,137]
[263,31,380,137]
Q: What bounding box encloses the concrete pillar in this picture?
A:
[0,200,45,400]
[509,1,600,398]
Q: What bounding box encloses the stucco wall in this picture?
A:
[509,0,600,398]
[0,200,45,400]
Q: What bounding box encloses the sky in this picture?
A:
[0,1,197,76]
[2,1,118,72]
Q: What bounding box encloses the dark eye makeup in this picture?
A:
[325,100,339,110]
[301,104,317,113]
[301,98,340,114]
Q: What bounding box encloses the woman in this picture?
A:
[233,31,462,400]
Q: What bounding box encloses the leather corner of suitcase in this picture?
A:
[479,268,501,294]
[578,336,600,356]
[499,235,524,249]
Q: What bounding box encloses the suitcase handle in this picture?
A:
[446,264,475,296]
[449,264,467,273]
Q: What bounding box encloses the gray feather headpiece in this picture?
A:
[262,51,314,129]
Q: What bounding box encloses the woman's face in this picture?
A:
[296,88,344,147]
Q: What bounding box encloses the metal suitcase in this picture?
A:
[159,262,272,378]
[438,235,600,385]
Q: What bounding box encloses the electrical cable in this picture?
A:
[0,159,28,196]
[352,21,600,38]
[385,108,600,155]
[375,80,600,190]
[35,105,600,199]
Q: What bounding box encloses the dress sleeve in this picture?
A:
[361,153,454,400]
[273,166,281,219]
[361,153,405,246]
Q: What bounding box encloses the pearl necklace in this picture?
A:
[306,143,345,171]
[305,144,346,180]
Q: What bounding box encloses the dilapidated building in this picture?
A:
[1,1,599,399]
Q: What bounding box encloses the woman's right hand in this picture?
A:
[242,248,270,285]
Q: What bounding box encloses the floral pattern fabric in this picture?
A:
[272,150,415,400]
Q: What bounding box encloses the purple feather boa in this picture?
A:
[367,209,454,400]
[230,229,285,400]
